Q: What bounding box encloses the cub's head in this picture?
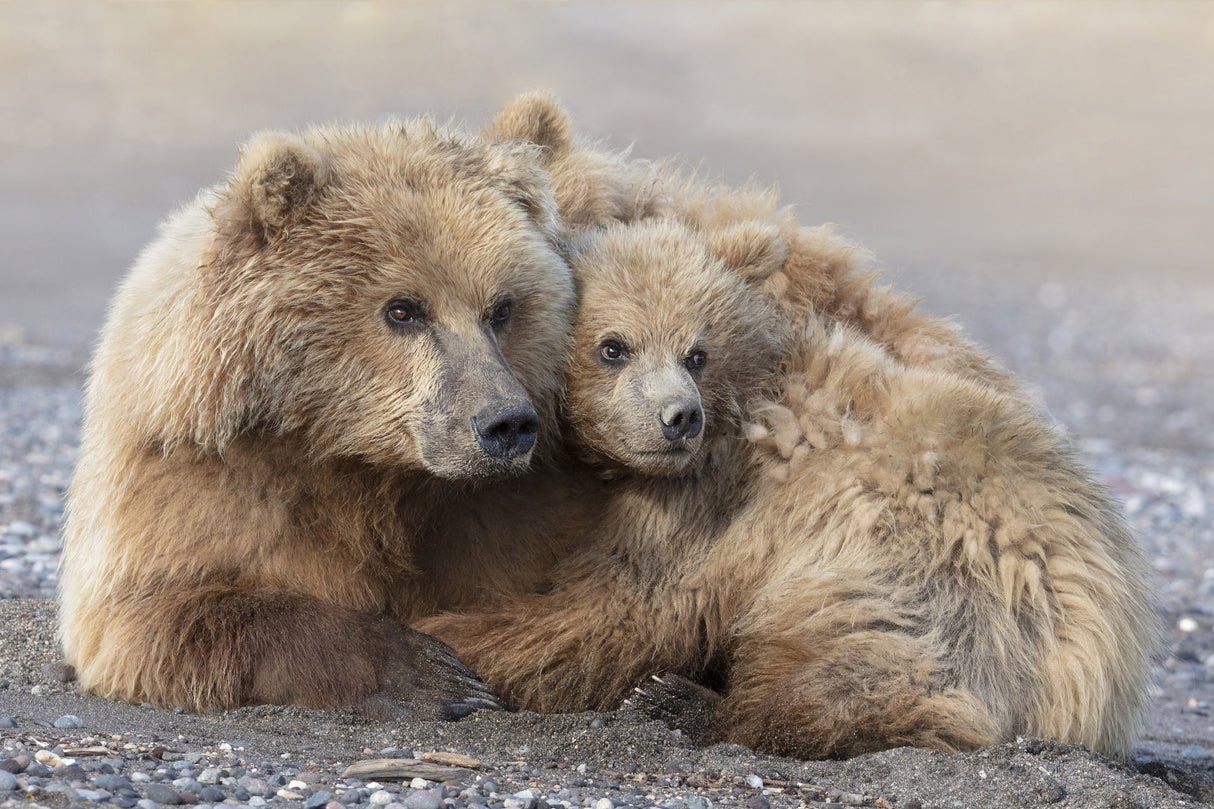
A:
[565,219,790,476]
[100,121,576,479]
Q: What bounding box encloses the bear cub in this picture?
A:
[419,216,1157,759]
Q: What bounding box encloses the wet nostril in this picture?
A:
[659,398,704,442]
[472,404,540,459]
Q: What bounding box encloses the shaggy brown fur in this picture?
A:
[417,218,1157,759]
[485,92,1010,390]
[417,219,792,711]
[59,118,588,717]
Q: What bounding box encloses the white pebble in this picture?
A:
[410,777,430,789]
[745,775,763,789]
[1179,617,1199,633]
[370,790,395,806]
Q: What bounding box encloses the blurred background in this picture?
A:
[1,1,1211,453]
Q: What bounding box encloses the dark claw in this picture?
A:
[445,702,478,720]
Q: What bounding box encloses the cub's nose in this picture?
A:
[658,397,703,442]
[472,403,540,458]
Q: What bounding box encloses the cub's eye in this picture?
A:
[600,340,628,362]
[385,298,424,328]
[488,300,513,328]
[685,350,708,371]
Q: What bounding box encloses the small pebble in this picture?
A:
[95,774,133,792]
[745,775,763,790]
[369,790,395,806]
[0,771,18,792]
[199,786,226,803]
[144,782,184,805]
[34,749,65,768]
[0,717,15,729]
[1182,744,1210,759]
[306,790,335,809]
[53,714,84,729]
[402,792,442,809]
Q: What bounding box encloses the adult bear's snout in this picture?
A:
[472,403,540,458]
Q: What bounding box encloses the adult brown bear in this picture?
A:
[59,118,584,718]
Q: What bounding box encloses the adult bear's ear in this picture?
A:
[220,131,329,244]
[484,141,562,240]
[709,220,789,283]
[483,91,574,166]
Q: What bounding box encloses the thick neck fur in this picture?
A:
[591,432,758,591]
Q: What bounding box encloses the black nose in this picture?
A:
[658,397,703,442]
[472,403,540,459]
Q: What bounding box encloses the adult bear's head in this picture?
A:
[94,120,576,479]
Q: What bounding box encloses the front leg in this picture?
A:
[70,584,495,720]
[416,583,695,714]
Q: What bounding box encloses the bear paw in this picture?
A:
[623,673,721,746]
[357,627,501,722]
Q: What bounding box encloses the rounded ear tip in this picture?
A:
[485,90,574,157]
[233,131,328,234]
[710,219,789,282]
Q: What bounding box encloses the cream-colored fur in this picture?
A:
[420,216,1157,759]
[59,117,585,717]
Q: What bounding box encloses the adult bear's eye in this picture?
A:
[600,340,628,362]
[488,299,513,329]
[385,298,425,328]
[685,350,708,371]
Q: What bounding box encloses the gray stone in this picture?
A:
[144,783,183,805]
[0,771,17,792]
[199,786,226,803]
[52,714,84,729]
[401,793,441,809]
[307,791,336,809]
[238,776,272,797]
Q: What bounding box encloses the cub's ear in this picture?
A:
[229,132,329,241]
[708,220,789,283]
[483,91,574,165]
